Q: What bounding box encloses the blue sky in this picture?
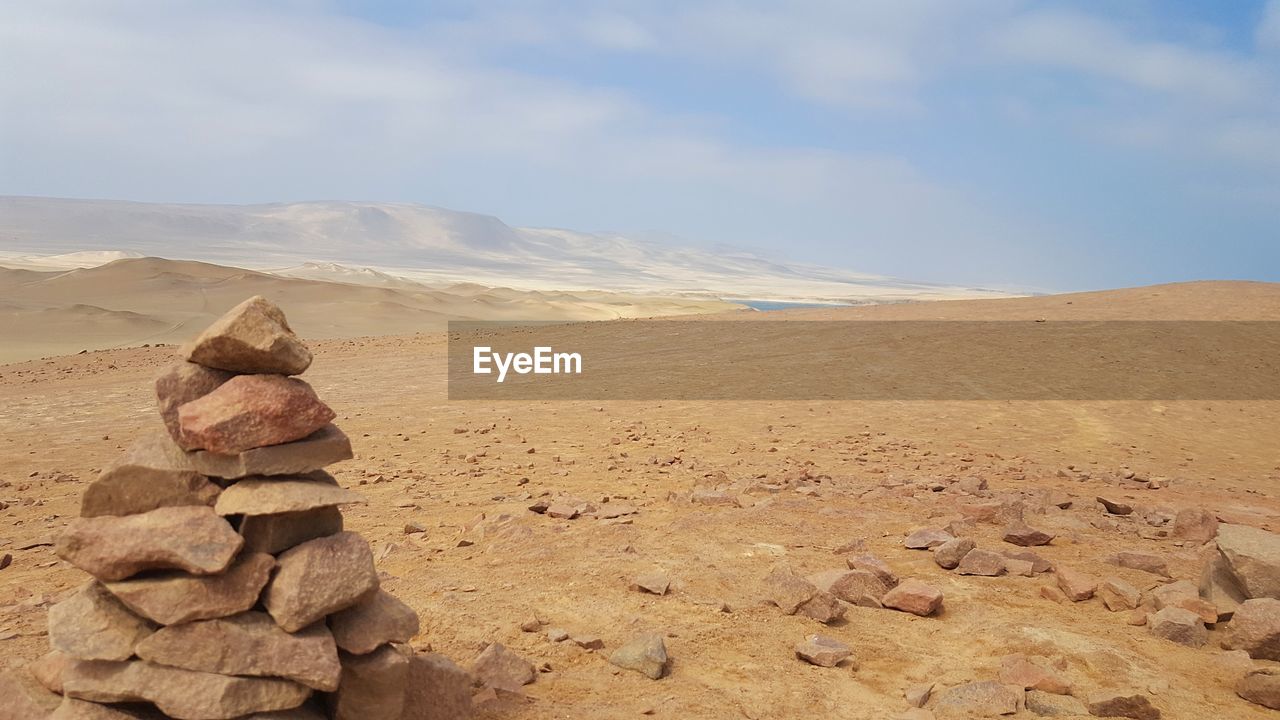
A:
[2,1,1278,290]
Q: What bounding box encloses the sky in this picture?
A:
[2,0,1279,291]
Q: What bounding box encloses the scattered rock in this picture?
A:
[1025,689,1088,716]
[795,635,852,667]
[607,634,669,680]
[1200,552,1246,620]
[931,681,1022,718]
[546,628,570,643]
[135,611,342,691]
[400,652,473,720]
[1084,690,1160,720]
[178,375,336,454]
[103,552,275,625]
[264,531,379,632]
[933,538,975,569]
[155,361,235,441]
[1221,598,1280,660]
[808,568,889,607]
[1039,585,1068,604]
[183,295,313,375]
[1055,568,1098,602]
[904,683,933,708]
[1170,508,1218,545]
[241,507,345,555]
[1151,580,1219,623]
[329,645,409,720]
[631,571,671,596]
[998,654,1071,694]
[955,549,1007,576]
[187,424,353,480]
[1002,521,1055,547]
[763,565,846,623]
[847,554,899,587]
[1148,607,1207,647]
[214,471,365,516]
[471,643,536,691]
[329,590,421,655]
[30,650,71,694]
[882,579,944,617]
[1216,524,1280,600]
[56,506,243,582]
[0,670,61,718]
[1098,578,1142,612]
[1107,551,1170,578]
[572,634,604,650]
[81,431,220,517]
[904,528,955,550]
[1237,668,1280,710]
[1003,550,1052,573]
[48,583,157,661]
[1096,496,1134,515]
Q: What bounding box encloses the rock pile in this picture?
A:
[27,296,472,720]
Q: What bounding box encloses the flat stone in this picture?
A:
[471,642,535,690]
[1084,691,1160,720]
[135,611,341,691]
[188,424,353,480]
[1151,579,1219,623]
[933,537,975,569]
[1002,521,1055,547]
[631,571,671,595]
[882,579,944,616]
[329,590,421,655]
[178,375,335,454]
[607,634,669,680]
[328,646,409,720]
[955,549,1007,576]
[62,658,311,720]
[546,628,570,642]
[1005,559,1035,577]
[264,532,379,632]
[57,506,242,582]
[241,506,345,555]
[1055,567,1098,602]
[1003,550,1052,573]
[1025,690,1088,717]
[81,430,220,517]
[1148,607,1206,647]
[1098,578,1142,612]
[1170,508,1218,544]
[905,683,934,708]
[1200,551,1247,620]
[183,295,312,375]
[1238,668,1280,710]
[932,681,1021,718]
[156,361,235,441]
[764,565,846,622]
[1221,598,1280,660]
[0,669,61,718]
[808,568,889,607]
[572,634,604,650]
[30,650,71,694]
[998,654,1071,694]
[1217,524,1280,600]
[958,501,1003,523]
[215,471,365,516]
[1040,585,1068,604]
[49,583,156,661]
[904,528,955,550]
[846,554,899,587]
[399,653,473,720]
[103,551,274,625]
[1107,551,1171,578]
[795,635,852,667]
[1097,496,1134,515]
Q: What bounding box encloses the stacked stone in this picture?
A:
[29,296,471,720]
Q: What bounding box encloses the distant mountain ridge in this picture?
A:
[0,195,1013,302]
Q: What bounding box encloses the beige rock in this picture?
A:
[264,532,379,632]
[1096,496,1134,515]
[1003,550,1052,573]
[178,375,335,454]
[328,646,411,720]
[846,554,899,587]
[135,611,341,691]
[183,295,312,375]
[329,590,421,655]
[607,634,669,680]
[1170,508,1218,544]
[904,528,954,550]
[1221,598,1280,660]
[1002,521,1054,547]
[932,537,975,569]
[1055,567,1098,601]
[241,507,344,555]
[1108,551,1171,578]
[1237,668,1280,710]
[955,549,1007,576]
[48,583,156,661]
[764,565,846,622]
[399,653,473,720]
[904,683,934,708]
[215,471,365,516]
[931,681,1022,718]
[1217,524,1280,600]
[1151,580,1219,623]
[630,571,671,595]
[57,506,242,582]
[0,669,61,719]
[50,697,169,719]
[1099,578,1142,612]
[998,654,1071,694]
[30,650,71,694]
[1148,607,1207,647]
[1004,559,1035,577]
[882,579,944,616]
[795,635,852,667]
[81,431,219,517]
[471,642,535,690]
[104,552,274,625]
[187,424,353,480]
[1040,585,1069,604]
[1024,690,1088,717]
[1200,552,1246,620]
[808,568,889,606]
[156,361,235,441]
[1084,691,1160,720]
[62,658,311,720]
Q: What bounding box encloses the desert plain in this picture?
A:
[2,278,1279,719]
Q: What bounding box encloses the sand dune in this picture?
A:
[0,256,741,364]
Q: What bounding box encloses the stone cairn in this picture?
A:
[25,296,472,720]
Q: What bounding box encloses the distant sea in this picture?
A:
[737,300,848,311]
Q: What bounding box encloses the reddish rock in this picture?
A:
[1238,668,1280,710]
[329,646,409,720]
[998,654,1071,694]
[177,375,335,454]
[1002,521,1055,547]
[187,424,353,480]
[400,653,473,720]
[81,430,219,518]
[1221,598,1280,660]
[631,571,671,596]
[808,569,889,607]
[103,552,274,625]
[1040,585,1068,604]
[1096,496,1134,515]
[931,681,1021,718]
[48,583,156,661]
[329,590,421,655]
[1151,580,1219,623]
[1098,578,1142,612]
[1170,508,1218,544]
[241,507,344,555]
[30,650,71,694]
[214,471,365,516]
[846,554,899,587]
[795,635,852,667]
[1055,567,1098,602]
[0,670,61,718]
[471,643,535,690]
[1148,607,1207,647]
[933,538,975,569]
[1003,550,1052,573]
[264,532,379,632]
[155,361,234,441]
[607,634,669,680]
[1216,524,1280,600]
[1084,690,1160,720]
[882,579,944,617]
[904,528,955,550]
[764,565,846,623]
[183,295,312,375]
[955,549,1007,576]
[57,506,243,582]
[1107,551,1171,578]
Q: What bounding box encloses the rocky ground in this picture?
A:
[2,283,1279,719]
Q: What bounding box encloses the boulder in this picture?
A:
[904,528,955,550]
[882,579,944,617]
[177,375,335,454]
[241,507,344,555]
[931,681,1022,718]
[1107,551,1171,578]
[48,583,156,661]
[103,552,274,625]
[607,634,669,680]
[1237,668,1280,710]
[81,431,219,517]
[1170,508,1218,544]
[399,653,473,720]
[955,549,1007,576]
[933,538,975,569]
[1098,578,1142,612]
[187,424,353,480]
[135,611,341,691]
[62,658,311,720]
[1002,521,1055,547]
[155,361,235,441]
[1216,524,1280,600]
[264,532,379,632]
[183,295,312,375]
[1200,552,1247,621]
[1054,568,1098,602]
[1221,598,1280,660]
[328,646,409,720]
[1151,580,1219,623]
[329,590,421,655]
[794,635,852,667]
[1148,607,1207,647]
[471,643,535,690]
[214,472,365,516]
[1083,691,1160,720]
[57,506,242,582]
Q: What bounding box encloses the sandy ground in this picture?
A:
[2,281,1279,719]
